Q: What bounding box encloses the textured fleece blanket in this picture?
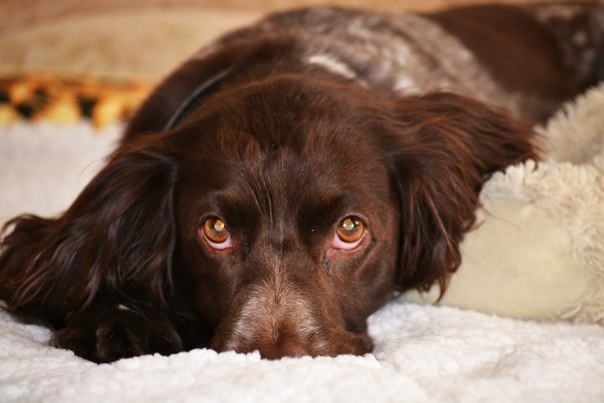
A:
[1,118,604,402]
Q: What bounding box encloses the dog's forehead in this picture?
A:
[196,123,386,193]
[179,81,386,175]
[174,77,395,215]
[176,110,392,221]
[180,75,387,143]
[199,138,393,235]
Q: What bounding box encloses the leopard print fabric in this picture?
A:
[0,74,153,129]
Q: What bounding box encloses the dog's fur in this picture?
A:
[1,3,602,363]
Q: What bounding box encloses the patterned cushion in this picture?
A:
[0,74,153,129]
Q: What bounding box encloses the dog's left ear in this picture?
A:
[385,93,536,294]
[0,134,178,328]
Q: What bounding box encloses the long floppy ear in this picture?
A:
[387,93,537,294]
[0,136,177,329]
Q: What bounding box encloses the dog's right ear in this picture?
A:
[385,93,537,296]
[0,135,178,329]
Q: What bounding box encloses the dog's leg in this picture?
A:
[50,296,182,363]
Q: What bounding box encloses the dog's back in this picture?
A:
[125,3,604,140]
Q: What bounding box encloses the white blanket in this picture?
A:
[1,122,604,403]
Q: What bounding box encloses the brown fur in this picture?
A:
[1,3,602,363]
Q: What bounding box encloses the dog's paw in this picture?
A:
[51,299,183,363]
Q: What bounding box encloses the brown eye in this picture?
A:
[335,216,365,244]
[201,217,232,249]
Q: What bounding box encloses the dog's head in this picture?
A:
[171,76,401,358]
[0,71,535,360]
[161,74,535,358]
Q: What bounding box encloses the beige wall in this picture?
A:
[1,0,560,34]
[0,0,584,80]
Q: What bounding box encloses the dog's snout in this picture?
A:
[212,328,323,360]
[208,251,377,359]
[210,272,331,358]
[256,337,311,360]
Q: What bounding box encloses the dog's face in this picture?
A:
[0,68,536,363]
[173,77,400,358]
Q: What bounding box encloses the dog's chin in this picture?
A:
[209,327,374,360]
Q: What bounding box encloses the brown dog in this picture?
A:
[1,3,602,363]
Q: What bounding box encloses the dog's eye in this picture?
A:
[200,217,232,250]
[332,216,365,250]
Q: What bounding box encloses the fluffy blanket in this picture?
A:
[405,84,604,326]
[1,88,604,403]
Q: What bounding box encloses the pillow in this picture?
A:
[404,84,604,326]
[0,74,152,129]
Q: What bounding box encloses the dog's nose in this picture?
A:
[256,339,311,360]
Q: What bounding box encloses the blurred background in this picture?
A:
[1,0,549,81]
[0,0,555,128]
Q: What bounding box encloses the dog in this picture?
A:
[1,3,602,363]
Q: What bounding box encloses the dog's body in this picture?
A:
[1,3,603,363]
[127,2,603,139]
